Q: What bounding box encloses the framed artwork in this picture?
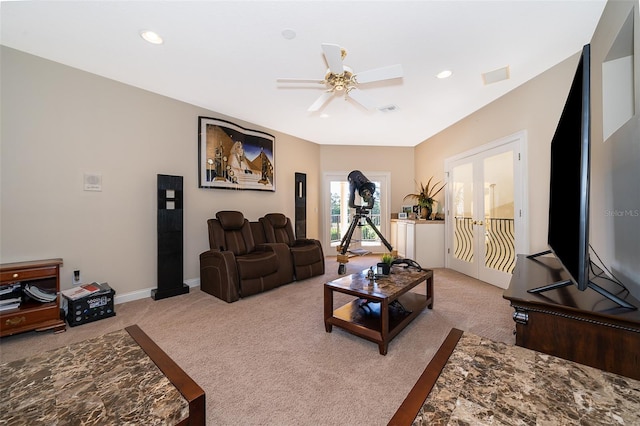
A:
[198,117,275,191]
[402,205,413,215]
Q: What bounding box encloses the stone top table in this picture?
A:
[0,325,205,425]
[324,266,433,355]
[389,328,640,425]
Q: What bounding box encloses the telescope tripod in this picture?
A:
[337,207,393,274]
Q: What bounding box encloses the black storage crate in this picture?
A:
[65,283,115,327]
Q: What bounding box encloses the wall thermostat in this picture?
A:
[84,173,102,191]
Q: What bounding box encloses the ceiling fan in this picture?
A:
[277,43,403,112]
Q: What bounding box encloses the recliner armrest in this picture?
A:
[199,249,241,302]
[256,242,294,283]
[293,238,321,247]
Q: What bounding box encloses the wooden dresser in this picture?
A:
[503,254,640,380]
[0,258,66,337]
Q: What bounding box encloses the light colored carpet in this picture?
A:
[0,255,515,425]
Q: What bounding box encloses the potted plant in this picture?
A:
[377,253,395,275]
[403,177,446,220]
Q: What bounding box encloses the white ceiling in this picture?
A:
[0,1,606,146]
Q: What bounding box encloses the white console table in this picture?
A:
[390,219,445,268]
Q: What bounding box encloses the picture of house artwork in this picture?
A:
[198,117,275,191]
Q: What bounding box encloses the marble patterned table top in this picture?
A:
[0,329,189,425]
[413,332,640,425]
[325,266,430,299]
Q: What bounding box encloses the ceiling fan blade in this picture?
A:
[347,88,378,110]
[321,43,344,75]
[307,92,334,112]
[277,78,325,84]
[354,64,404,84]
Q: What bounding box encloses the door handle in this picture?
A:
[473,220,484,226]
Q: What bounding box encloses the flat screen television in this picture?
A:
[527,44,635,310]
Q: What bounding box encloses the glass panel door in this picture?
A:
[323,172,389,255]
[445,134,524,289]
[479,149,515,285]
[483,151,515,276]
[449,162,476,277]
[329,180,351,249]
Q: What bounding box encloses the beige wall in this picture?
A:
[414,53,580,253]
[589,1,640,292]
[0,46,322,295]
[3,0,638,299]
[0,46,415,298]
[413,0,640,295]
[319,144,416,213]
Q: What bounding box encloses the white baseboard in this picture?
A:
[113,278,200,305]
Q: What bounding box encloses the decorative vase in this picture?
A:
[377,262,391,275]
[421,205,433,220]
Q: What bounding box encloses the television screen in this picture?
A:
[547,44,591,291]
[531,44,635,310]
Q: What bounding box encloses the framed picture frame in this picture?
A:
[398,212,408,219]
[402,205,413,215]
[198,116,275,191]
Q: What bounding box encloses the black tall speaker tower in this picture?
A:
[294,172,307,239]
[152,174,189,300]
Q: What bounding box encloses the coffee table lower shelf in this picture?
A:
[324,268,433,355]
[329,293,429,354]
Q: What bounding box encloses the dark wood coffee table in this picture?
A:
[324,266,433,355]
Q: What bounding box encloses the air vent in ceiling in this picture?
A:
[378,104,400,113]
[482,66,510,85]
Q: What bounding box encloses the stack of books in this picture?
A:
[60,282,103,300]
[0,283,23,311]
[23,284,57,303]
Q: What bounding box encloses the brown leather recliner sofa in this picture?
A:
[259,213,325,280]
[200,211,295,303]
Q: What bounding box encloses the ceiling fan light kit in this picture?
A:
[277,43,404,112]
[324,66,354,92]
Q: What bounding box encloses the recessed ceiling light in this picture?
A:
[140,30,163,45]
[320,113,330,119]
[281,28,296,40]
[436,70,453,79]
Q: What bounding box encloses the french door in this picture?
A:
[322,172,390,254]
[445,132,527,288]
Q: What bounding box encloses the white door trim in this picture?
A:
[444,130,529,287]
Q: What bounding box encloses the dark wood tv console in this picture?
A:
[503,254,640,380]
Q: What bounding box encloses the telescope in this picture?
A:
[337,170,393,274]
[348,170,376,209]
